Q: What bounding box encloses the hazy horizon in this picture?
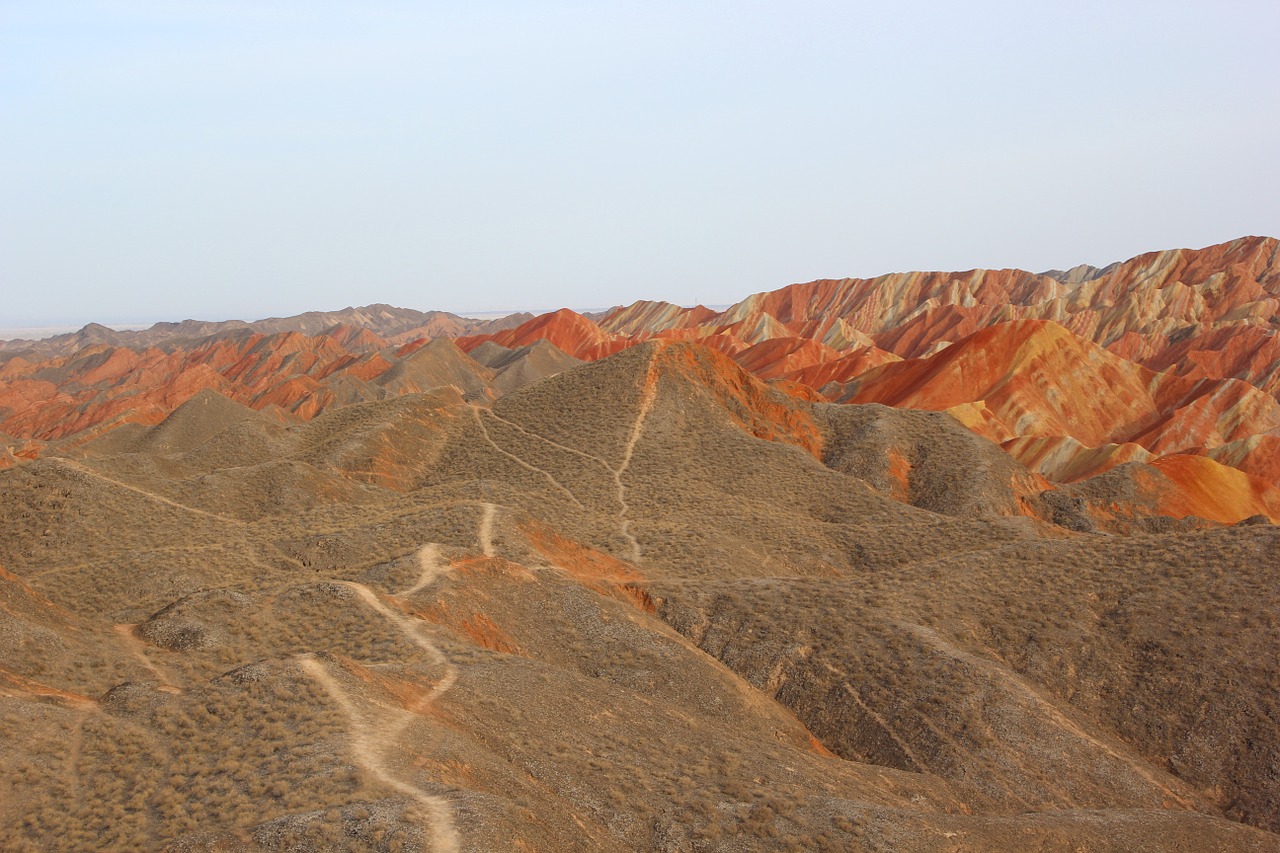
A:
[4,1,1278,327]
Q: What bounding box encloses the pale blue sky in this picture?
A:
[2,1,1278,327]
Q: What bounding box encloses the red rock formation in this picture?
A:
[458,309,626,361]
[3,235,1278,522]
[782,346,901,389]
[732,337,841,380]
[1142,455,1280,524]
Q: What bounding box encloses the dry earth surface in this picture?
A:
[2,237,1279,850]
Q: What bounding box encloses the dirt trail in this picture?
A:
[838,680,930,774]
[112,623,181,692]
[475,363,658,564]
[482,408,613,472]
[299,579,462,851]
[614,354,659,563]
[344,583,457,696]
[63,708,91,798]
[479,502,496,558]
[400,544,452,597]
[471,408,584,508]
[299,657,459,853]
[397,505,491,597]
[53,458,245,525]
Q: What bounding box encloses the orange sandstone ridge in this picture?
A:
[2,235,1278,523]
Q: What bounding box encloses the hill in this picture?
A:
[4,239,1280,849]
[1,340,1278,850]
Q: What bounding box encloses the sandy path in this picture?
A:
[53,458,244,525]
[400,544,451,597]
[300,579,462,851]
[112,623,181,692]
[63,708,91,798]
[614,354,659,563]
[482,408,614,472]
[344,583,457,695]
[479,502,496,558]
[472,409,584,507]
[299,657,459,853]
[472,360,658,565]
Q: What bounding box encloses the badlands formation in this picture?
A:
[1,237,1278,850]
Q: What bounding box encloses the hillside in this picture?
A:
[6,236,1278,525]
[2,239,1280,850]
[0,338,1278,850]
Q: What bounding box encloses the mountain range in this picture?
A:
[4,236,1278,525]
[1,237,1278,850]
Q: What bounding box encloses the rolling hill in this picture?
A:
[1,239,1279,850]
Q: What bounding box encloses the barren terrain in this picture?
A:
[2,238,1279,850]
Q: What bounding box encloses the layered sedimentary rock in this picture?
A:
[3,236,1278,523]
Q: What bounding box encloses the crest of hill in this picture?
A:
[1041,262,1112,283]
[460,308,625,361]
[374,338,495,401]
[787,345,901,389]
[815,403,1045,518]
[1060,454,1280,527]
[597,300,718,335]
[493,340,824,468]
[292,386,469,491]
[0,304,530,359]
[488,340,585,396]
[497,338,1033,505]
[133,389,260,455]
[467,341,516,368]
[733,336,842,380]
[1001,435,1155,482]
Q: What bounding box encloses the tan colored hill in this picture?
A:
[445,237,1280,501]
[1,340,1278,850]
[6,238,1280,519]
[0,305,531,359]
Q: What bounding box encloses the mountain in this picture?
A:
[2,336,1279,850]
[0,305,531,359]
[0,328,583,452]
[448,236,1280,517]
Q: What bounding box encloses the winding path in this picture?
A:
[300,579,462,852]
[471,409,584,508]
[479,502,496,558]
[400,544,451,598]
[481,408,613,472]
[300,656,459,853]
[470,355,659,564]
[614,355,659,563]
[53,458,245,525]
[112,623,181,692]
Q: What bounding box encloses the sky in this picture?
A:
[2,1,1278,328]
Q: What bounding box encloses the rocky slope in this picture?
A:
[1,340,1277,851]
[5,238,1280,527]
[454,236,1280,518]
